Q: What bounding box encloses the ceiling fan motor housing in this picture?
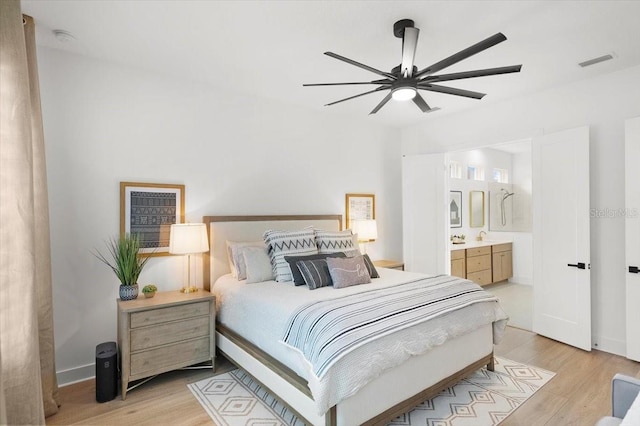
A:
[393,19,415,38]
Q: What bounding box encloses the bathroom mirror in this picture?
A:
[470,191,485,227]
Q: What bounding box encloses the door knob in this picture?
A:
[630,266,639,274]
[568,262,586,269]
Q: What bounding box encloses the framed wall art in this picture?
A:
[345,193,375,230]
[450,190,462,228]
[120,182,185,256]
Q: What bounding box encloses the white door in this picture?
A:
[532,126,591,351]
[625,117,640,361]
[402,154,449,274]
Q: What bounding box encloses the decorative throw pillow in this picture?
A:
[297,259,335,290]
[243,247,274,284]
[263,227,318,282]
[226,241,265,279]
[284,252,346,285]
[315,229,359,256]
[327,255,372,289]
[362,254,380,278]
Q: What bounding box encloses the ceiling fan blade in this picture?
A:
[412,92,431,112]
[421,65,522,83]
[325,86,388,106]
[325,52,397,80]
[401,27,419,77]
[415,33,507,78]
[369,92,393,115]
[303,79,393,87]
[417,83,485,99]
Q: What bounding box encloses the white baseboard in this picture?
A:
[592,334,626,357]
[57,363,94,387]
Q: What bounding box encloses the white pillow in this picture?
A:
[263,227,318,282]
[315,229,359,256]
[243,247,274,284]
[226,241,265,280]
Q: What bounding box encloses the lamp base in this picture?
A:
[180,286,199,294]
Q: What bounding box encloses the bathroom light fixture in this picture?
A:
[169,223,209,293]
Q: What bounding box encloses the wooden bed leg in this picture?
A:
[487,355,495,372]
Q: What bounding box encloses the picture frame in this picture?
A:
[345,193,375,230]
[450,191,463,228]
[120,182,185,257]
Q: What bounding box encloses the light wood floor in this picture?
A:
[47,327,640,425]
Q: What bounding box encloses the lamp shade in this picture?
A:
[169,223,209,255]
[351,219,378,241]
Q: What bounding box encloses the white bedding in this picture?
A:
[213,268,508,415]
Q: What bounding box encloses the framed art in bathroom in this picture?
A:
[450,190,462,228]
[120,182,185,256]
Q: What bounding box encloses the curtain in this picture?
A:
[0,1,60,423]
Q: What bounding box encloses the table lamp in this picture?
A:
[169,223,209,293]
[351,219,378,254]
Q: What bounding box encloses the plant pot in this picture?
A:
[143,291,156,299]
[119,284,139,301]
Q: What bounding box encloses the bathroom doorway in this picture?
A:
[447,139,533,330]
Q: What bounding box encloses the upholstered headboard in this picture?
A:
[202,215,342,290]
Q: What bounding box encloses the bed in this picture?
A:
[202,214,507,426]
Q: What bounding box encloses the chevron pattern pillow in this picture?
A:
[315,229,359,256]
[263,227,318,282]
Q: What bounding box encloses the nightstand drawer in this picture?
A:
[467,269,492,286]
[130,316,210,351]
[130,301,209,328]
[466,254,491,273]
[130,337,211,377]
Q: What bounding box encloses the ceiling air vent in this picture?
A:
[579,54,614,68]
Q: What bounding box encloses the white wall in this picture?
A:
[402,64,640,356]
[37,47,403,384]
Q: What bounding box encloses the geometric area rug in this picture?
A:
[188,357,555,426]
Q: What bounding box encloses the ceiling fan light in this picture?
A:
[392,87,417,101]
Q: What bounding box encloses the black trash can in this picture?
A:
[95,341,118,402]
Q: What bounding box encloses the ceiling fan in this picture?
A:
[303,19,522,114]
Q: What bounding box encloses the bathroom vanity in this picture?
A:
[450,241,513,286]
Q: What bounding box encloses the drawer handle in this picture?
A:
[630,266,639,274]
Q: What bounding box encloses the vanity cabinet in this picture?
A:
[492,243,513,282]
[466,246,493,286]
[450,249,466,278]
[450,242,513,286]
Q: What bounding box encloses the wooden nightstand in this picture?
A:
[373,259,405,271]
[117,290,215,399]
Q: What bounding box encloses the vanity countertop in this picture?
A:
[450,240,512,250]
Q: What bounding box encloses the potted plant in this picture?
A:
[142,284,157,298]
[94,233,150,300]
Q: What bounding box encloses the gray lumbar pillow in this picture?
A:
[327,255,372,289]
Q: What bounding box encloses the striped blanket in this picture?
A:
[281,275,499,379]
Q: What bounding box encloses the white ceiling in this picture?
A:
[21,0,640,128]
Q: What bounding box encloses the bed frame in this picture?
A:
[202,214,494,426]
